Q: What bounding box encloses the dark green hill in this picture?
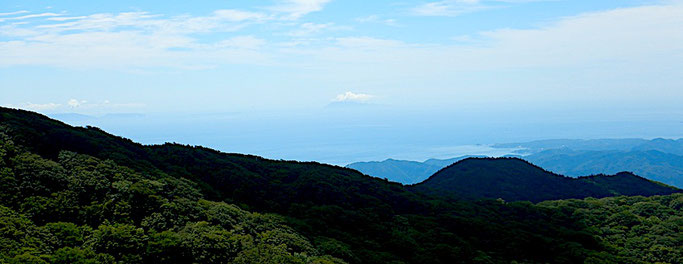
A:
[0,148,343,263]
[412,158,679,202]
[1,107,681,264]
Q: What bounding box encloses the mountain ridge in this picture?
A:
[411,157,679,202]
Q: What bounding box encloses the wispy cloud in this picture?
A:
[212,9,268,22]
[0,10,273,69]
[333,91,374,102]
[0,3,337,69]
[286,22,345,36]
[308,3,683,104]
[0,12,62,22]
[0,10,29,17]
[30,11,265,33]
[1,1,682,85]
[215,35,266,49]
[413,0,488,16]
[67,99,84,107]
[413,0,551,16]
[46,16,87,21]
[6,99,147,113]
[356,15,398,26]
[270,0,332,20]
[335,37,406,49]
[23,102,62,111]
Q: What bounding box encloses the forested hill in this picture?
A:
[412,157,679,202]
[1,106,682,263]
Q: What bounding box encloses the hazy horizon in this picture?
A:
[3,0,683,164]
[33,107,683,165]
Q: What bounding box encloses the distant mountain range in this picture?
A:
[348,138,683,188]
[518,149,683,188]
[411,158,679,202]
[346,156,481,184]
[492,138,652,153]
[494,138,683,155]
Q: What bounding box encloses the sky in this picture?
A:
[2,0,683,164]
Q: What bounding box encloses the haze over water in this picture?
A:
[49,104,683,165]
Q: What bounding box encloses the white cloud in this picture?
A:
[413,0,488,16]
[469,3,683,68]
[0,12,62,22]
[302,3,683,70]
[46,16,88,21]
[68,99,83,107]
[27,10,266,34]
[335,37,406,49]
[0,0,681,90]
[0,11,29,17]
[270,0,331,20]
[213,9,268,22]
[23,102,61,111]
[287,22,333,36]
[4,100,146,113]
[413,0,551,16]
[356,15,398,26]
[215,35,266,49]
[333,91,374,102]
[0,10,273,69]
[279,2,683,106]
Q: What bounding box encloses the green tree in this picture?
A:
[86,224,147,263]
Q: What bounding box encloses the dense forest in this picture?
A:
[1,107,681,264]
[538,195,683,263]
[0,136,344,263]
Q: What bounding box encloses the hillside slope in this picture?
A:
[0,142,343,263]
[411,158,679,202]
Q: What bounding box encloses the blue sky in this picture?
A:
[1,0,683,164]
